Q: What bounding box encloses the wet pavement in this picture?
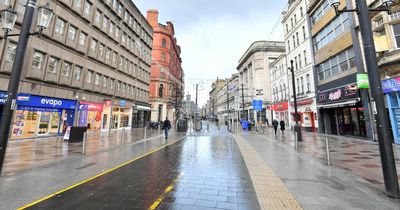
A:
[17,127,260,210]
[3,128,161,175]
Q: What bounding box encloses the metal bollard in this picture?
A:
[158,125,161,135]
[325,137,332,166]
[123,128,126,143]
[144,126,147,139]
[82,131,87,155]
[294,131,298,151]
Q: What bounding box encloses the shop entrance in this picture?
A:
[326,105,366,137]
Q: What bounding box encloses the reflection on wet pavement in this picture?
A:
[23,130,260,210]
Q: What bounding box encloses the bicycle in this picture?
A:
[251,123,265,134]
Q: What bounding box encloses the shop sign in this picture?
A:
[317,85,359,104]
[79,101,104,111]
[382,76,400,93]
[357,74,369,89]
[0,91,7,104]
[18,106,60,112]
[17,94,77,109]
[119,100,126,107]
[270,101,288,111]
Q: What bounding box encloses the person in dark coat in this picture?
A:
[162,117,171,139]
[272,119,279,135]
[280,120,285,133]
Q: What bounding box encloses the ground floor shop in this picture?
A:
[382,76,400,144]
[132,104,151,128]
[289,98,318,132]
[77,101,104,132]
[270,101,289,126]
[317,85,367,138]
[11,94,76,140]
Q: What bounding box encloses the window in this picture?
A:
[5,42,17,63]
[298,54,302,68]
[286,24,289,33]
[54,18,66,35]
[393,24,400,48]
[109,22,114,35]
[300,7,303,17]
[86,70,93,83]
[316,48,355,81]
[109,79,114,90]
[311,1,329,26]
[122,83,125,93]
[313,12,349,51]
[112,0,117,9]
[112,52,117,63]
[95,73,100,86]
[99,43,104,56]
[94,9,101,23]
[296,78,300,93]
[105,48,111,61]
[296,32,299,45]
[78,32,87,46]
[292,35,296,48]
[117,81,121,91]
[300,77,304,93]
[306,74,310,92]
[47,57,60,74]
[32,51,45,69]
[287,40,290,52]
[159,84,164,98]
[73,0,81,8]
[115,27,120,40]
[102,76,107,88]
[90,39,97,52]
[162,38,167,48]
[161,53,166,61]
[302,26,306,40]
[83,0,92,16]
[118,4,123,16]
[295,56,298,70]
[303,50,307,64]
[291,18,293,27]
[16,0,27,14]
[294,14,297,23]
[67,25,77,41]
[102,16,108,29]
[62,61,72,77]
[73,66,82,80]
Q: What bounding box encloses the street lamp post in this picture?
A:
[289,60,302,142]
[0,1,54,175]
[330,0,399,198]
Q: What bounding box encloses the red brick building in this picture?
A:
[146,10,184,123]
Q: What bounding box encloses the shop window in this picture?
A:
[78,32,87,47]
[86,70,93,83]
[54,18,66,35]
[73,66,82,81]
[83,0,92,16]
[32,51,45,70]
[67,25,77,41]
[95,73,101,86]
[5,42,17,63]
[62,61,72,78]
[47,57,60,74]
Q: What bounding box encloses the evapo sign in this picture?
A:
[16,94,77,110]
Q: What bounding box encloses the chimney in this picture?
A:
[146,9,159,28]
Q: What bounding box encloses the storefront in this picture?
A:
[78,101,104,132]
[289,98,317,132]
[270,101,289,126]
[0,91,6,119]
[12,94,76,139]
[317,84,367,137]
[133,103,151,128]
[111,100,132,129]
[382,76,400,144]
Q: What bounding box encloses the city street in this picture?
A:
[0,123,399,209]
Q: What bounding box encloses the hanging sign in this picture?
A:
[357,74,369,89]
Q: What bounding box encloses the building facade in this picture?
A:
[0,0,152,139]
[369,0,400,144]
[209,79,227,120]
[308,0,373,138]
[147,10,184,124]
[269,53,290,126]
[237,41,285,123]
[282,0,318,132]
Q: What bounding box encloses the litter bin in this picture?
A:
[69,126,87,143]
[241,120,249,130]
[177,119,188,132]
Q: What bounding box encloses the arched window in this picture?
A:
[283,84,287,99]
[159,84,164,98]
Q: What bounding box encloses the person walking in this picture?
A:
[162,117,171,140]
[216,118,220,131]
[272,119,279,135]
[280,120,285,134]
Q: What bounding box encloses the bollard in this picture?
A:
[144,126,147,139]
[158,125,161,135]
[294,131,298,151]
[325,137,332,166]
[207,121,209,132]
[82,131,87,155]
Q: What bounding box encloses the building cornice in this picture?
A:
[237,41,285,70]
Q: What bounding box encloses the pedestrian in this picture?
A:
[162,117,171,139]
[266,118,269,127]
[272,119,279,135]
[280,120,285,134]
[216,118,220,130]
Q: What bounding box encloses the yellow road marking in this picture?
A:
[18,136,186,210]
[148,173,183,210]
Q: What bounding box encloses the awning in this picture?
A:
[316,99,359,109]
[136,105,151,111]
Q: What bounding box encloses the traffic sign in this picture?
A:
[252,100,263,111]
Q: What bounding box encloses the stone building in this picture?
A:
[0,0,152,139]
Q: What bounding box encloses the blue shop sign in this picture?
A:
[17,94,77,110]
[0,91,7,105]
[120,100,126,107]
[382,77,400,94]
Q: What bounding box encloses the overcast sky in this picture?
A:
[135,0,286,106]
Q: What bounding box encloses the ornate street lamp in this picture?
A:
[328,0,399,198]
[0,0,54,175]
